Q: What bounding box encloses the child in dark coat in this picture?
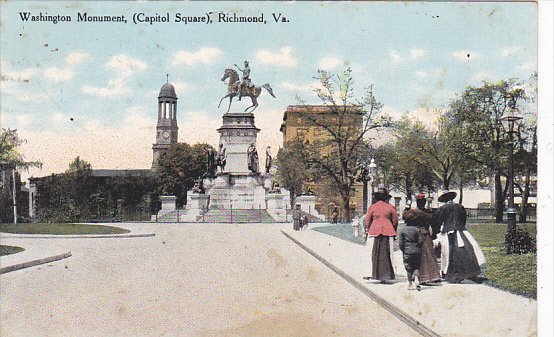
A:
[399,208,425,290]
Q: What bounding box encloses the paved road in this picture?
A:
[1,223,418,337]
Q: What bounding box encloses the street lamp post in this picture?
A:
[358,158,377,213]
[500,94,523,254]
[368,158,377,209]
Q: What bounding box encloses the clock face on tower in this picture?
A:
[162,131,170,140]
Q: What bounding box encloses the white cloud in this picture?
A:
[51,112,69,123]
[452,50,478,61]
[256,47,296,67]
[318,57,342,70]
[44,66,74,81]
[107,54,148,76]
[172,81,191,95]
[415,71,429,78]
[389,50,402,63]
[1,60,36,82]
[82,78,127,97]
[409,49,426,59]
[172,47,222,66]
[66,52,90,65]
[500,46,525,58]
[281,81,320,92]
[82,55,148,98]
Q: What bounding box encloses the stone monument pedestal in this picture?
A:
[204,172,266,209]
[266,193,286,222]
[296,195,325,220]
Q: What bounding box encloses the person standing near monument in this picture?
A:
[265,146,272,174]
[247,143,259,173]
[292,203,302,231]
[235,60,251,101]
[432,191,486,283]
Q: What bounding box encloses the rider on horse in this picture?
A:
[235,61,253,101]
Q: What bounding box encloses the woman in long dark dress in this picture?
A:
[432,191,486,283]
[365,188,398,282]
[414,195,442,284]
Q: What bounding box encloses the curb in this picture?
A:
[0,252,72,274]
[281,230,440,337]
[0,233,156,239]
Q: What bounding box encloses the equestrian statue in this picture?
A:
[218,61,276,113]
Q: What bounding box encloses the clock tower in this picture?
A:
[152,81,179,168]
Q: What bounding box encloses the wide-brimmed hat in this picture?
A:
[373,187,391,199]
[438,190,457,202]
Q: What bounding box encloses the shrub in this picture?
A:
[505,228,536,254]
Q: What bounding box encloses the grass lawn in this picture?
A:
[467,223,537,299]
[0,223,130,235]
[0,245,25,256]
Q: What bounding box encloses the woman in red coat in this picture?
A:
[365,188,398,282]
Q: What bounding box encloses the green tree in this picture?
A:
[66,156,92,173]
[156,143,212,207]
[448,79,530,222]
[0,129,41,223]
[275,140,312,208]
[295,68,391,220]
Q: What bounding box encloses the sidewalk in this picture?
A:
[281,224,537,337]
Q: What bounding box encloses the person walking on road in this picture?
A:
[331,206,339,224]
[399,208,424,290]
[415,194,442,284]
[432,191,486,283]
[292,203,302,231]
[364,188,398,283]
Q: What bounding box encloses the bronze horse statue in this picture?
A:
[218,68,275,113]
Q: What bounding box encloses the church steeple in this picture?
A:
[152,79,179,168]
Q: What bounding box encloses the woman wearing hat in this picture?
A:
[414,194,442,284]
[364,188,398,283]
[432,191,486,283]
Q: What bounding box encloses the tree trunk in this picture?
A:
[341,194,350,222]
[289,187,296,209]
[494,171,504,223]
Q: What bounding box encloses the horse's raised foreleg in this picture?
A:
[218,94,229,108]
[226,96,233,113]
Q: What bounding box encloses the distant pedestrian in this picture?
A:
[331,206,339,224]
[415,194,441,284]
[399,208,424,290]
[301,215,309,230]
[432,191,486,283]
[292,203,302,231]
[364,188,398,283]
[352,216,360,238]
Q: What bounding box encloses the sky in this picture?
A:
[0,1,538,179]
